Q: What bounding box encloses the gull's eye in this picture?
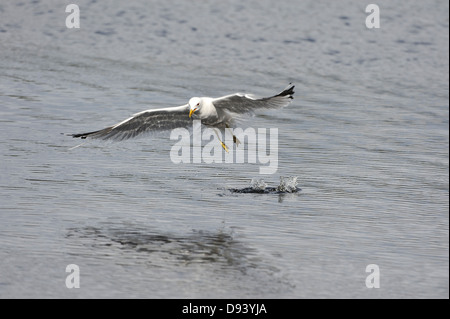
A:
[196,102,200,107]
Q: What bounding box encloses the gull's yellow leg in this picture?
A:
[214,128,229,153]
[220,141,229,153]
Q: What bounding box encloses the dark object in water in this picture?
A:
[229,186,301,194]
[228,176,301,194]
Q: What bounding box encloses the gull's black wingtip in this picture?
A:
[60,132,86,139]
[71,133,88,139]
[276,83,295,99]
[69,127,112,139]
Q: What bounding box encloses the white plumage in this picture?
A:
[70,84,295,142]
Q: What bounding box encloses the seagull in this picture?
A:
[70,84,295,152]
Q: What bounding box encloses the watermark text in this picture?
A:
[170,121,278,174]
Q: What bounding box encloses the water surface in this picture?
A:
[0,0,448,298]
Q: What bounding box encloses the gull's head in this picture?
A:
[188,97,202,118]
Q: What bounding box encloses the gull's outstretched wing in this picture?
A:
[211,84,294,115]
[70,104,190,140]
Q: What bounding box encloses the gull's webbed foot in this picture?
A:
[221,141,229,153]
[233,135,241,146]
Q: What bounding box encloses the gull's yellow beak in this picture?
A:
[189,108,197,118]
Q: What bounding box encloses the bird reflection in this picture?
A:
[66,226,259,271]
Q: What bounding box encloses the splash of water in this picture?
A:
[250,178,268,191]
[229,176,300,194]
[276,176,299,193]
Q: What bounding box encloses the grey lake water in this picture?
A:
[0,0,448,299]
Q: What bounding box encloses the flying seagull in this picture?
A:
[70,84,295,152]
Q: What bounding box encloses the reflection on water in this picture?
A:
[63,223,298,298]
[68,225,267,274]
[64,224,295,297]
